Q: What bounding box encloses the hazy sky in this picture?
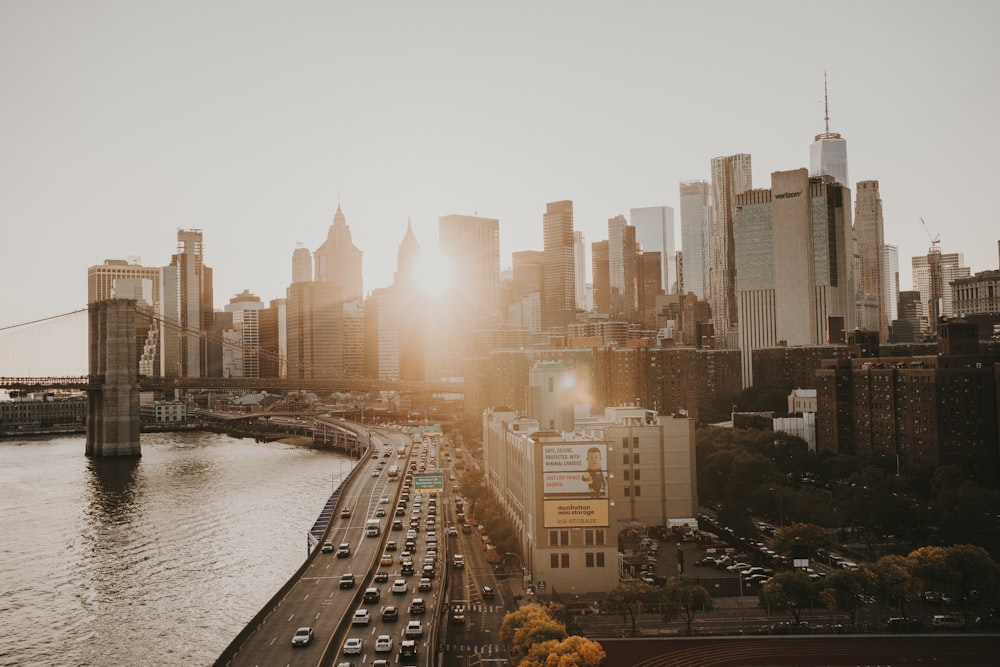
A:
[2,1,999,373]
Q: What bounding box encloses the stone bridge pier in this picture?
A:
[86,299,141,457]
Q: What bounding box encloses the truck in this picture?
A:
[366,519,382,537]
[387,466,400,480]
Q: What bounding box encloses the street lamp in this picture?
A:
[505,552,526,597]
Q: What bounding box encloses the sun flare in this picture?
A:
[412,248,452,299]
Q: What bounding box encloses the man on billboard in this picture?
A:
[581,446,605,497]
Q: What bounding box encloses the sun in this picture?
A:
[412,248,453,299]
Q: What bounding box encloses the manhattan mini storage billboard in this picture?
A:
[541,443,609,527]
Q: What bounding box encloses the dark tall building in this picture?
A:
[592,240,610,316]
[543,200,577,330]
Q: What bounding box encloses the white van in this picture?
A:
[366,519,382,537]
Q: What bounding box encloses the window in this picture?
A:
[634,485,641,496]
[551,553,559,568]
[632,436,639,448]
[624,487,630,497]
[623,470,630,481]
[633,469,640,481]
[561,553,570,568]
[585,552,606,568]
[622,436,629,448]
[623,453,629,465]
[549,530,569,546]
[633,453,640,464]
[596,529,605,545]
[551,553,570,568]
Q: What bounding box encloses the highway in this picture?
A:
[219,428,414,666]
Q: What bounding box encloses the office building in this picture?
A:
[679,180,711,300]
[631,206,676,294]
[363,287,400,381]
[482,400,697,596]
[608,215,638,323]
[291,244,312,284]
[543,201,577,330]
[314,205,363,301]
[912,251,970,335]
[574,231,587,312]
[223,290,266,378]
[160,229,213,378]
[809,76,850,188]
[884,244,899,326]
[286,281,345,379]
[854,180,889,339]
[733,169,856,387]
[710,154,753,349]
[591,240,610,316]
[439,213,501,330]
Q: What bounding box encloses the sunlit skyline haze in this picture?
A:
[2,1,998,375]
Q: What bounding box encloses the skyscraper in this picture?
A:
[574,231,587,312]
[286,281,345,379]
[160,229,213,378]
[592,240,610,316]
[883,244,899,326]
[291,244,312,284]
[314,205,363,301]
[439,213,501,329]
[809,75,849,188]
[679,180,711,300]
[734,169,855,386]
[542,200,577,329]
[854,180,888,339]
[912,250,970,335]
[710,154,753,348]
[608,215,638,323]
[223,290,265,378]
[631,206,676,294]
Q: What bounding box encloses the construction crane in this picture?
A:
[920,217,940,253]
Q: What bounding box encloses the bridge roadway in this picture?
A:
[0,375,462,394]
[217,429,444,667]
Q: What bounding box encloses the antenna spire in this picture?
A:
[824,71,830,135]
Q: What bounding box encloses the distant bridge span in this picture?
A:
[0,376,463,394]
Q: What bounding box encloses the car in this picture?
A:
[452,554,465,568]
[340,508,352,518]
[481,585,495,599]
[373,660,390,667]
[321,541,334,553]
[375,507,386,517]
[381,605,399,622]
[450,604,466,623]
[887,616,923,632]
[401,561,414,575]
[446,526,459,537]
[343,637,364,654]
[336,543,351,558]
[374,570,389,583]
[462,523,472,534]
[291,626,314,646]
[381,553,393,566]
[418,577,433,591]
[371,469,380,477]
[399,639,417,661]
[375,634,393,652]
[352,608,371,625]
[380,496,390,504]
[404,620,423,638]
[364,587,381,603]
[931,614,965,629]
[409,597,426,614]
[391,579,408,594]
[339,573,356,589]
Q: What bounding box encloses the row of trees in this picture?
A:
[602,577,714,637]
[696,427,1000,560]
[500,604,605,667]
[759,541,1000,627]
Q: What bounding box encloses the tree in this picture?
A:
[819,567,874,626]
[660,576,713,635]
[499,604,567,664]
[770,523,829,559]
[868,554,921,616]
[518,635,605,667]
[759,570,818,626]
[909,544,1000,623]
[602,582,657,637]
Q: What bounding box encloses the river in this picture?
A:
[0,431,353,667]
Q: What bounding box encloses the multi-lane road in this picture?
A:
[218,428,516,667]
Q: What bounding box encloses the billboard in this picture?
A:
[543,499,609,528]
[541,443,608,499]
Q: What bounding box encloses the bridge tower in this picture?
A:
[87,299,141,457]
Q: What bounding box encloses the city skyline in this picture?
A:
[2,3,999,355]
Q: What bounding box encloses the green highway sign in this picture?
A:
[413,472,444,493]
